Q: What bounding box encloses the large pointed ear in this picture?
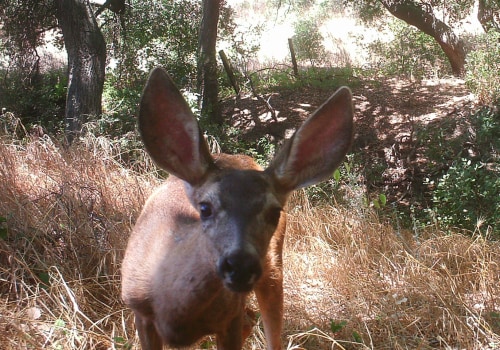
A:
[139,67,214,184]
[267,86,354,192]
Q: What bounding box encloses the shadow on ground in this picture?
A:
[221,77,477,209]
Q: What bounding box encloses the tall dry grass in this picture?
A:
[0,132,158,349]
[280,196,500,349]
[0,131,499,349]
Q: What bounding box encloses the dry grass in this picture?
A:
[0,133,158,349]
[279,196,500,349]
[0,133,499,349]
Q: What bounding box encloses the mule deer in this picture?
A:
[121,67,354,350]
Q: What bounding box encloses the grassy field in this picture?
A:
[1,132,499,349]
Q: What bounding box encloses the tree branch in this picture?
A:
[379,0,466,76]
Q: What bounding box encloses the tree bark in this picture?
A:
[198,0,222,125]
[288,38,299,77]
[219,50,240,95]
[379,0,466,76]
[55,0,106,144]
[477,0,500,32]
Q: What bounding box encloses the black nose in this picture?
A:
[217,252,262,293]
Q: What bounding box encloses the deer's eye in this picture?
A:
[199,202,213,220]
[265,206,282,227]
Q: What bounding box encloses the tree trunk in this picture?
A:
[379,0,466,77]
[55,0,106,144]
[288,38,299,77]
[478,0,500,32]
[198,0,222,126]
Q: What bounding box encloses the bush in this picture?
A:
[367,19,450,79]
[426,106,500,236]
[428,158,499,235]
[101,75,143,136]
[248,66,357,94]
[101,0,202,92]
[292,19,327,66]
[0,67,67,134]
[465,30,500,104]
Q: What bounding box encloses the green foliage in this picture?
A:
[292,19,327,66]
[372,193,387,209]
[217,21,263,99]
[330,319,347,333]
[343,0,386,23]
[472,105,500,158]
[416,117,463,165]
[0,216,7,240]
[347,0,475,25]
[465,30,500,104]
[113,336,133,350]
[101,0,202,91]
[214,125,276,166]
[427,158,499,235]
[0,0,58,64]
[305,155,366,209]
[102,76,142,132]
[489,311,500,330]
[220,8,262,70]
[442,0,475,22]
[425,107,500,236]
[330,319,364,344]
[100,0,239,134]
[366,20,450,79]
[252,66,357,95]
[352,330,363,343]
[38,271,50,288]
[0,67,67,134]
[98,0,222,159]
[199,338,216,349]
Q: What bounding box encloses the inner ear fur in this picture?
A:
[267,86,354,192]
[139,67,214,185]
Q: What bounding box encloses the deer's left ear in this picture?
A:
[267,87,354,192]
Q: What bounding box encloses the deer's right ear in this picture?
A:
[267,86,354,192]
[139,67,214,184]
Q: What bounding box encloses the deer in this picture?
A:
[121,67,354,350]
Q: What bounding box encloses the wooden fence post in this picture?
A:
[288,38,299,77]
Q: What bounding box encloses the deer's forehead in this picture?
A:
[197,169,278,208]
[218,170,271,195]
[219,170,280,217]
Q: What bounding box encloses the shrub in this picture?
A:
[101,0,202,93]
[426,106,500,236]
[292,19,327,66]
[101,75,143,136]
[366,19,450,79]
[428,158,499,235]
[0,67,67,134]
[465,30,500,104]
[249,66,357,94]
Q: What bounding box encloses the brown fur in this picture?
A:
[121,67,353,350]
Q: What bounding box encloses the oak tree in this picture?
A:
[347,0,500,77]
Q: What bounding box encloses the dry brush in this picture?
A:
[0,133,499,349]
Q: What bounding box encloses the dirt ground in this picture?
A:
[222,77,478,208]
